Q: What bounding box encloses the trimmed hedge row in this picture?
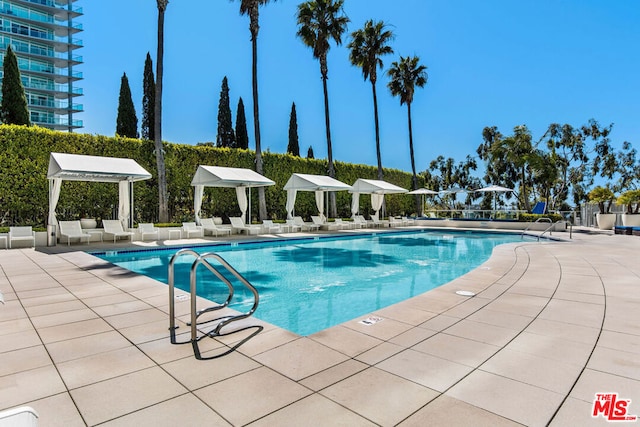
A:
[0,125,422,226]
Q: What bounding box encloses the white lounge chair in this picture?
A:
[285,219,302,232]
[353,216,369,228]
[261,220,283,233]
[102,220,134,243]
[58,220,91,245]
[389,217,404,227]
[293,216,320,231]
[311,216,340,231]
[200,218,231,237]
[229,217,262,235]
[370,216,389,228]
[8,226,35,248]
[182,222,204,238]
[137,223,159,241]
[334,218,356,229]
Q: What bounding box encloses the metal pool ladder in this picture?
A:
[168,248,262,360]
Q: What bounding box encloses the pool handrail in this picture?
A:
[168,248,261,359]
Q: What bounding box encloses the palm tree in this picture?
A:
[348,20,394,181]
[296,0,349,217]
[387,55,427,213]
[235,0,275,221]
[154,0,169,222]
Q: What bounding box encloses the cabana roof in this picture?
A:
[349,178,408,194]
[191,165,274,188]
[283,173,351,191]
[47,152,152,182]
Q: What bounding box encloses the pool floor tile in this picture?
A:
[412,333,500,367]
[397,394,523,427]
[320,367,439,426]
[161,349,260,390]
[23,392,85,427]
[98,393,230,427]
[248,393,376,427]
[254,337,349,381]
[299,359,369,391]
[70,366,188,426]
[446,370,563,426]
[56,346,156,389]
[310,325,383,357]
[195,366,312,426]
[0,365,67,410]
[377,348,473,392]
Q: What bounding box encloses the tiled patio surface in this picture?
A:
[1,226,639,426]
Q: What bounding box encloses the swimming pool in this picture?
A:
[95,230,521,335]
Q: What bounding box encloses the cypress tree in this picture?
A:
[235,97,249,149]
[0,46,30,126]
[217,76,235,147]
[307,146,314,159]
[116,72,138,138]
[141,52,155,140]
[287,102,300,156]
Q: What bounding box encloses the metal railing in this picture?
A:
[168,249,262,360]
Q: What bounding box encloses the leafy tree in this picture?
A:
[234,0,276,220]
[307,146,314,159]
[216,76,235,148]
[494,125,534,211]
[287,102,299,156]
[387,55,427,213]
[116,72,138,138]
[1,46,30,126]
[141,52,155,140]
[348,19,393,180]
[154,0,169,222]
[296,0,349,217]
[235,97,249,149]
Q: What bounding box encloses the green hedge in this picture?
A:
[0,125,422,226]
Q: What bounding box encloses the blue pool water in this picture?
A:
[94,230,520,335]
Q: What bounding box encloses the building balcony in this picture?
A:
[23,81,83,98]
[31,114,82,130]
[0,24,83,49]
[12,0,82,19]
[28,98,83,113]
[0,8,82,35]
[1,40,83,67]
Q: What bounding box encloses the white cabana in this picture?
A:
[349,178,408,219]
[407,188,439,217]
[282,173,352,219]
[47,152,152,229]
[191,165,275,224]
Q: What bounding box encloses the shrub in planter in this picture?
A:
[588,186,616,229]
[617,189,640,226]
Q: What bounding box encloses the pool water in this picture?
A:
[95,230,520,335]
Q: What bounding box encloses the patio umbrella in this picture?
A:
[475,184,514,211]
[407,188,439,216]
[440,187,468,209]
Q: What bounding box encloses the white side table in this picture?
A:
[87,230,103,242]
[167,229,182,240]
[0,234,7,249]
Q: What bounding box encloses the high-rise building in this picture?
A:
[0,0,82,131]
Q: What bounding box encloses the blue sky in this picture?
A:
[79,0,640,177]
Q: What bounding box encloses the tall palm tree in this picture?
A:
[236,0,275,221]
[348,20,393,181]
[387,55,427,214]
[155,0,169,222]
[296,0,349,217]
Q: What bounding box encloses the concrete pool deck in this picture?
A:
[0,226,639,426]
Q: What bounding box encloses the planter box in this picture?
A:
[596,213,616,230]
[621,214,640,227]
